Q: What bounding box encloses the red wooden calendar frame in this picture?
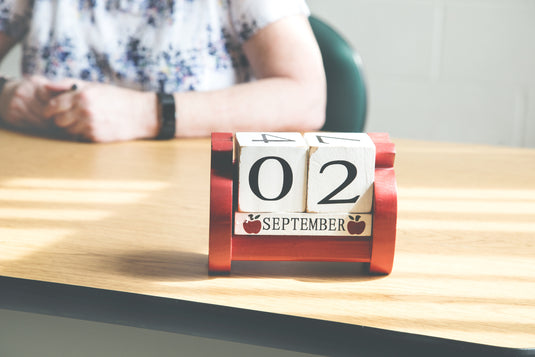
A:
[209,132,397,275]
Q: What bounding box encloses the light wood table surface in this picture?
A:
[1,129,534,350]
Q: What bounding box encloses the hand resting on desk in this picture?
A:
[0,76,158,142]
[0,75,55,131]
[43,80,159,143]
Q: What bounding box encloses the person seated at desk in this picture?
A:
[0,0,326,142]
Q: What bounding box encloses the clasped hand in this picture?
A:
[0,75,158,142]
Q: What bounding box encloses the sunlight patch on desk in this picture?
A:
[0,208,111,221]
[398,187,535,201]
[0,228,73,261]
[0,188,149,204]
[3,178,169,191]
[394,253,535,280]
[398,218,535,233]
[399,199,535,215]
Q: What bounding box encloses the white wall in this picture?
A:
[0,43,21,77]
[308,0,535,147]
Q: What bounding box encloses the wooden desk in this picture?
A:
[1,129,534,351]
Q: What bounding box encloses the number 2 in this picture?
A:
[317,160,360,205]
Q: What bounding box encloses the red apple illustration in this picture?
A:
[243,214,261,234]
[347,215,366,235]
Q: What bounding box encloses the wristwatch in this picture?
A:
[0,77,9,96]
[156,92,176,140]
[0,77,9,123]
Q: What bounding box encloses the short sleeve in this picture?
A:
[0,0,32,40]
[229,0,310,43]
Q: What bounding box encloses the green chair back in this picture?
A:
[309,16,368,132]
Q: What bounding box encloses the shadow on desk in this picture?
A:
[113,250,208,281]
[231,261,382,282]
[0,122,74,142]
[114,250,384,282]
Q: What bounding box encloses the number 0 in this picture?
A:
[249,156,293,201]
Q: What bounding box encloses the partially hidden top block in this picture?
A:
[304,133,375,213]
[236,132,308,213]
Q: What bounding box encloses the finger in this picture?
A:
[63,115,87,134]
[27,99,47,121]
[64,118,92,142]
[10,98,47,128]
[44,80,80,107]
[20,110,49,129]
[35,84,53,103]
[23,110,45,126]
[44,80,79,94]
[20,76,50,104]
[53,109,79,128]
[44,92,77,118]
[27,74,51,84]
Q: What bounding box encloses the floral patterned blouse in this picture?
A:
[0,0,309,93]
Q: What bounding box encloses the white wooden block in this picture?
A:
[236,132,308,213]
[304,133,375,213]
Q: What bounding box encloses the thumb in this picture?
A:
[45,80,79,94]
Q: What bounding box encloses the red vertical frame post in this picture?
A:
[208,133,234,274]
[368,133,397,275]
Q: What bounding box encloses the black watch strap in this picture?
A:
[156,92,176,140]
[0,77,9,96]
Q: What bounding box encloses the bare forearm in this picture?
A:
[174,15,326,137]
[40,74,325,143]
[174,77,326,137]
